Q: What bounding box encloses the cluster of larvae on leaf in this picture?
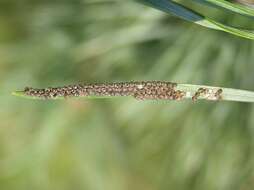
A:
[22,81,223,101]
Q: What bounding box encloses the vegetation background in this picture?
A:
[0,0,254,190]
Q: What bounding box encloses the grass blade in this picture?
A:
[195,0,254,17]
[177,84,254,103]
[137,0,254,39]
[12,81,254,103]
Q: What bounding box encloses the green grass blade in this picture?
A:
[195,0,254,17]
[177,84,254,103]
[12,91,43,100]
[12,82,254,103]
[137,0,254,39]
[136,0,204,22]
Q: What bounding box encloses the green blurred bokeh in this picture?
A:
[1,1,254,190]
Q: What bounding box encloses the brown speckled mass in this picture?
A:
[23,81,186,100]
[192,87,223,101]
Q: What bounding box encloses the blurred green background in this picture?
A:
[1,1,254,190]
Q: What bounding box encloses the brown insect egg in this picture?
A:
[192,88,208,101]
[192,92,200,101]
[214,89,223,100]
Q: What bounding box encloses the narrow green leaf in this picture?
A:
[137,0,254,39]
[177,84,254,103]
[195,0,254,17]
[12,81,254,103]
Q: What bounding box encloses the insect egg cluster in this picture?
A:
[133,82,185,100]
[23,81,186,100]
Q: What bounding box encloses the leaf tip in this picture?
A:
[12,91,26,97]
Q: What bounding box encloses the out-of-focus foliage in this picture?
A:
[0,1,254,190]
[138,0,254,39]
